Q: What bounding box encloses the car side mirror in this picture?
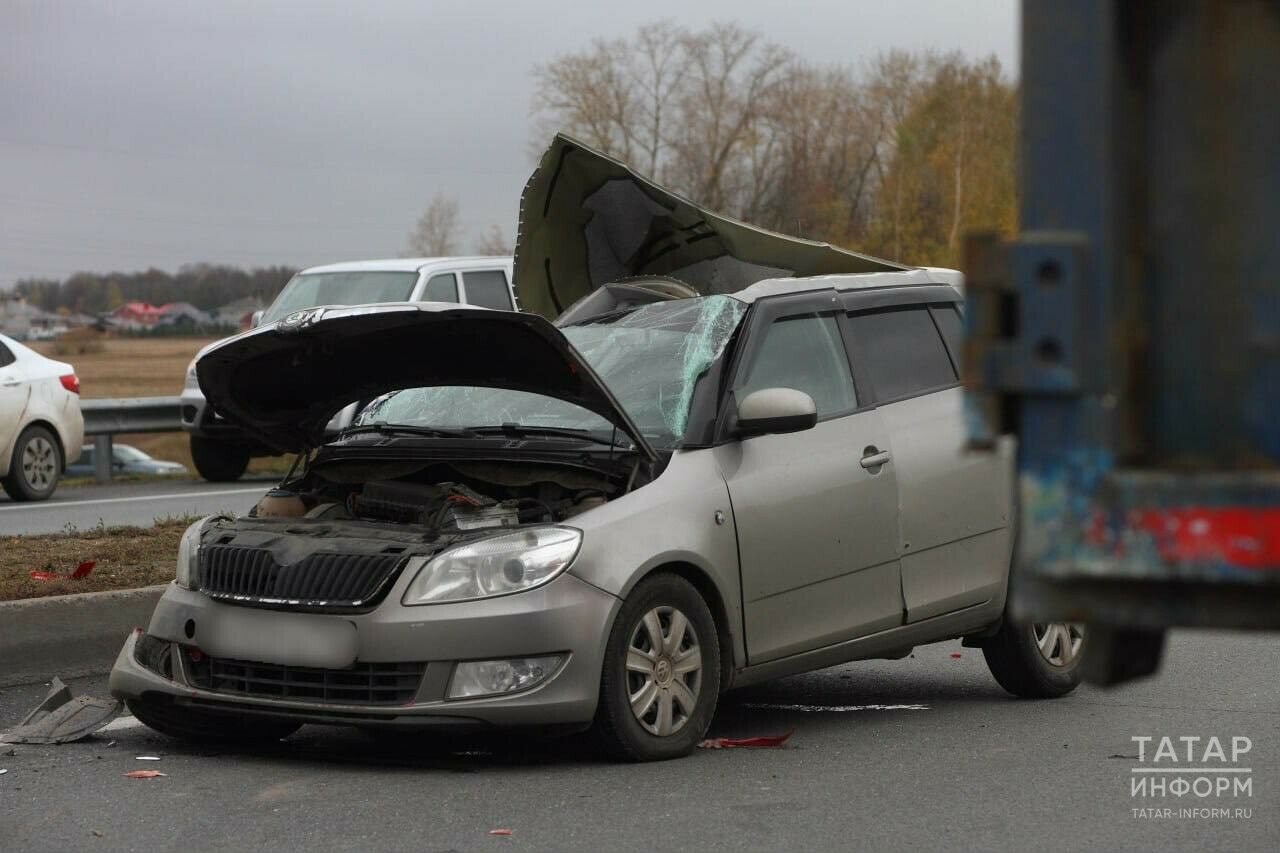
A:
[250,310,264,328]
[735,388,818,437]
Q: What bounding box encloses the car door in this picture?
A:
[0,340,31,449]
[842,291,1014,623]
[716,291,903,664]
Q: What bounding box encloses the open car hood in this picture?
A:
[196,303,658,459]
[514,133,905,319]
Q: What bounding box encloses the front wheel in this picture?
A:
[982,620,1085,698]
[189,435,250,482]
[592,574,720,761]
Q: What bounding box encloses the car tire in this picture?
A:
[591,574,720,761]
[2,424,61,502]
[982,619,1085,698]
[126,696,301,744]
[190,435,250,482]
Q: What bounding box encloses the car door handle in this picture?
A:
[860,450,892,469]
[0,379,20,387]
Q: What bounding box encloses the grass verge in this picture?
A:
[0,517,193,602]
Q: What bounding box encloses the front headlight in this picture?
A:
[402,526,581,605]
[175,519,204,589]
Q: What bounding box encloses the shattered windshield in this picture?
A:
[356,295,747,448]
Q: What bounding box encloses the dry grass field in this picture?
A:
[28,335,289,475]
[0,518,192,600]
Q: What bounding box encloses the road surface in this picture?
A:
[1,630,1275,851]
[0,478,274,535]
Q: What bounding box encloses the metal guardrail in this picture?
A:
[78,396,184,482]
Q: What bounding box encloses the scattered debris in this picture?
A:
[124,770,166,779]
[950,652,962,659]
[698,730,795,749]
[1108,753,1139,760]
[0,769,8,775]
[29,560,96,581]
[742,703,928,713]
[1,677,120,744]
[134,755,162,761]
[488,829,513,836]
[91,831,104,838]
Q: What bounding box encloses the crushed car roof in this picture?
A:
[513,133,907,319]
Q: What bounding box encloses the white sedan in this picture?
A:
[0,333,84,501]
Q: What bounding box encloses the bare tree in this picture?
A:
[406,194,461,256]
[474,224,513,256]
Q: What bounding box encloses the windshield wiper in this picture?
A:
[337,423,477,441]
[466,424,633,450]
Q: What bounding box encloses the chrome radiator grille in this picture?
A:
[197,544,406,609]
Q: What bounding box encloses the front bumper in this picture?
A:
[109,573,620,730]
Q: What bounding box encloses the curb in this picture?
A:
[0,585,166,688]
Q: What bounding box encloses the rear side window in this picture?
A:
[930,303,964,371]
[462,270,513,311]
[737,313,857,417]
[0,342,13,368]
[847,305,956,401]
[423,273,459,303]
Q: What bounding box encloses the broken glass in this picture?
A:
[357,295,747,449]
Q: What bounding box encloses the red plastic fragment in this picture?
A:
[124,770,166,779]
[698,730,795,749]
[488,829,513,836]
[950,652,962,659]
[28,560,95,581]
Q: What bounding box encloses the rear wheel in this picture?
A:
[592,574,720,761]
[126,696,300,744]
[190,435,250,482]
[982,619,1085,698]
[2,424,61,501]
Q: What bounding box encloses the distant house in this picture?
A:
[1,299,67,340]
[211,297,264,330]
[156,302,212,329]
[108,302,166,328]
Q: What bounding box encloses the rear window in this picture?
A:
[846,305,956,401]
[462,270,513,311]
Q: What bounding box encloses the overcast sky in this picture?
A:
[1,0,1017,289]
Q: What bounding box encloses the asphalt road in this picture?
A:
[0,478,275,535]
[1,630,1275,852]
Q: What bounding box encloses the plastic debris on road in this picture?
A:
[697,730,795,749]
[0,677,120,744]
[134,756,161,761]
[29,560,96,581]
[124,770,167,779]
[488,829,513,836]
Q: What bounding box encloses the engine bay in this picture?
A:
[247,457,624,536]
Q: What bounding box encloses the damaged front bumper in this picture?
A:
[108,573,620,732]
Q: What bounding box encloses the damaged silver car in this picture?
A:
[109,135,1084,761]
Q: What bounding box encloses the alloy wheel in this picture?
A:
[22,436,56,491]
[626,605,702,736]
[1032,622,1084,667]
